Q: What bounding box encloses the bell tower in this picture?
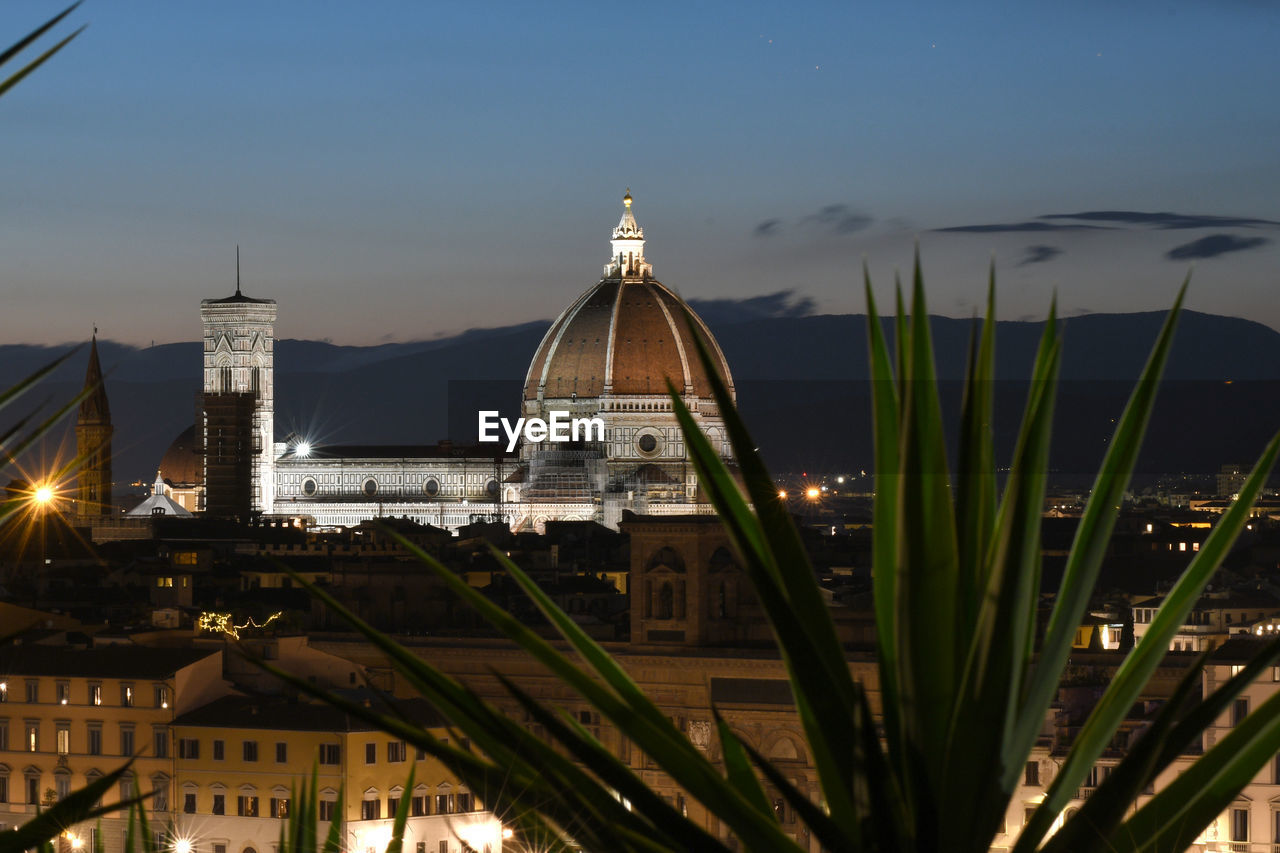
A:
[199,249,277,518]
[75,333,113,520]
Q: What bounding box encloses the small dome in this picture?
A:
[159,425,202,486]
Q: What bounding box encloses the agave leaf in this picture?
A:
[954,266,998,641]
[666,388,868,844]
[1107,682,1280,853]
[740,738,850,853]
[1012,281,1187,784]
[865,270,907,789]
[0,377,96,468]
[894,253,960,840]
[945,303,1061,847]
[321,784,345,853]
[713,709,774,817]
[496,673,735,853]
[251,578,740,852]
[1044,634,1280,853]
[135,794,153,853]
[668,315,883,840]
[3,761,143,852]
[265,663,630,852]
[479,544,704,763]
[1018,427,1280,849]
[0,406,42,449]
[386,765,414,853]
[251,646,648,851]
[123,793,137,853]
[0,346,89,450]
[894,275,908,398]
[0,2,80,67]
[0,443,93,528]
[471,545,806,850]
[0,25,85,99]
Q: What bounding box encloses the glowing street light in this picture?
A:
[33,485,54,505]
[777,490,787,499]
[805,487,820,500]
[295,441,312,457]
[173,837,193,853]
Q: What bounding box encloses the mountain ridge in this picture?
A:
[3,309,1278,485]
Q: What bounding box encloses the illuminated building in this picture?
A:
[179,193,735,532]
[125,472,194,519]
[198,252,277,519]
[515,189,735,530]
[170,695,497,853]
[0,646,228,852]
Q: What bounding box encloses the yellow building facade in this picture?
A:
[0,646,227,852]
[170,695,500,853]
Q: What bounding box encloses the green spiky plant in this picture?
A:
[260,258,1280,853]
[1,2,89,527]
[276,768,347,853]
[0,2,83,100]
[0,10,149,853]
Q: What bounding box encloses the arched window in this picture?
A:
[717,581,728,620]
[657,582,674,620]
[646,546,685,574]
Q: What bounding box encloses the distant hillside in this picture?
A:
[4,310,1278,486]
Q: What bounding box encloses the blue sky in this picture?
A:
[2,1,1278,345]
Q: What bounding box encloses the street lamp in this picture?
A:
[31,481,56,609]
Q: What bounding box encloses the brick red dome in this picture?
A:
[523,278,734,403]
[159,425,202,486]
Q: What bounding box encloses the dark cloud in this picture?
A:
[1017,244,1063,266]
[755,204,873,238]
[800,204,873,234]
[753,218,782,237]
[687,290,817,324]
[1043,211,1280,230]
[936,221,1111,233]
[1166,234,1271,260]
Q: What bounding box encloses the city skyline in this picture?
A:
[2,1,1278,346]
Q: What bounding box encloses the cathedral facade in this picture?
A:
[187,194,735,532]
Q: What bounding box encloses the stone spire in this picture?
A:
[78,334,110,423]
[605,189,653,279]
[76,333,113,520]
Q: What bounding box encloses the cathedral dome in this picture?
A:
[523,193,735,404]
[159,425,203,487]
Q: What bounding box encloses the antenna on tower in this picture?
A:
[236,245,242,296]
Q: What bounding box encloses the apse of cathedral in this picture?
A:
[179,193,737,533]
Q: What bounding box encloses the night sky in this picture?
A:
[2,1,1278,346]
